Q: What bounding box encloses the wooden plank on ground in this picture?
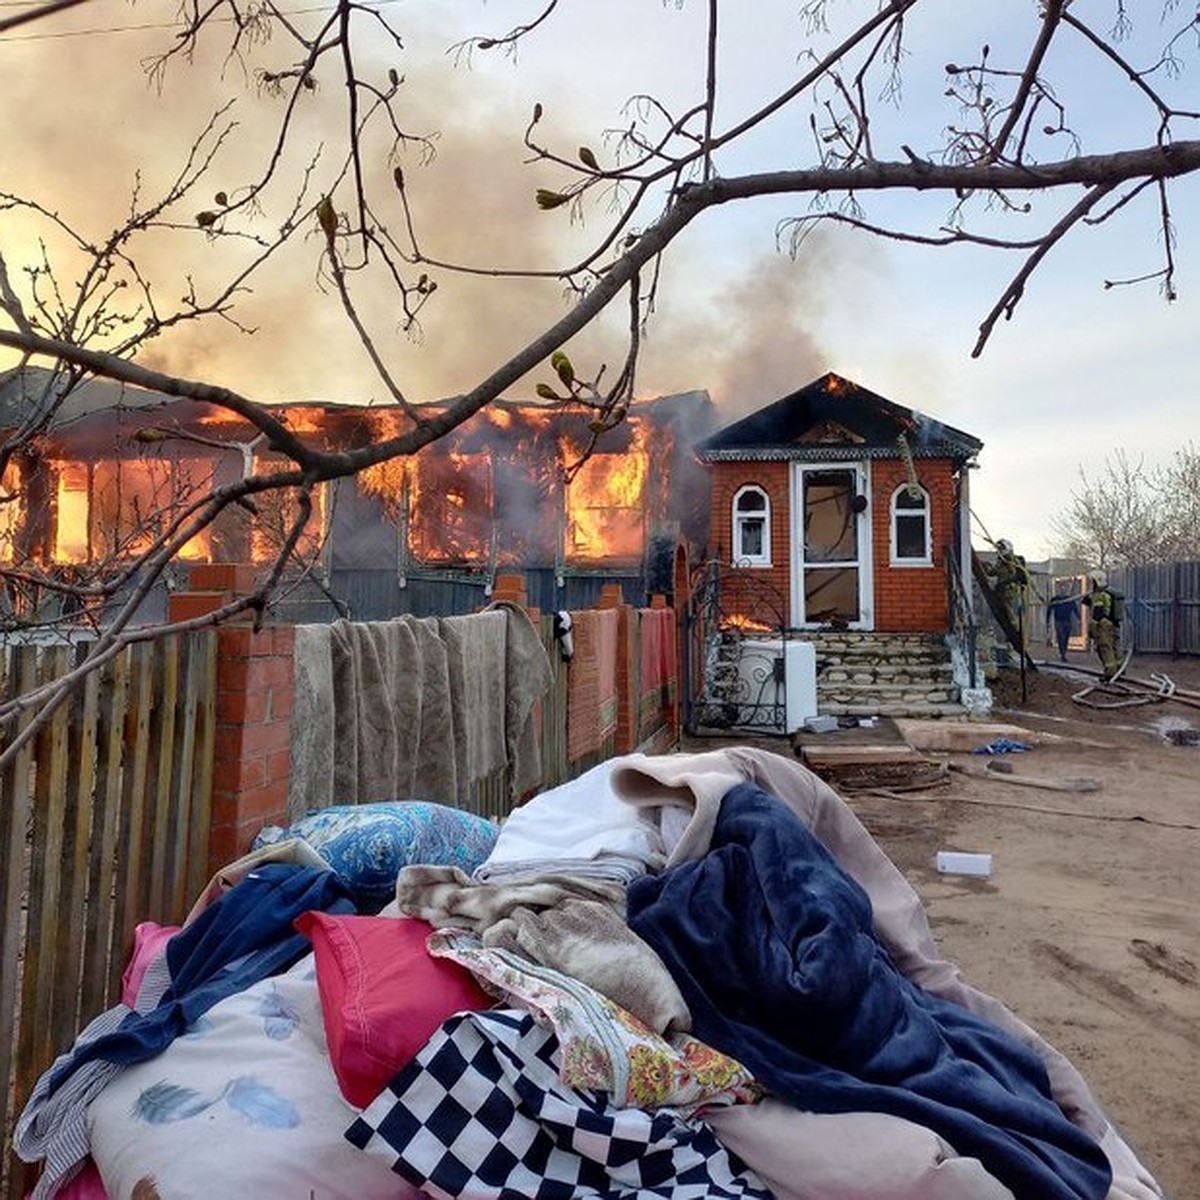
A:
[894,718,1108,752]
[801,744,930,768]
[948,761,1103,793]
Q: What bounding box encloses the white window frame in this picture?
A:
[732,484,771,567]
[890,483,932,566]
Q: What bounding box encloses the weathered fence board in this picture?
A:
[0,648,37,1200]
[1,632,217,1200]
[1111,560,1200,656]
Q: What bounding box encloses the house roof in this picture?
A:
[695,372,983,464]
[0,365,177,430]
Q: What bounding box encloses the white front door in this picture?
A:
[791,462,873,629]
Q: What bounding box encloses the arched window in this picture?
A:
[891,484,931,564]
[733,484,771,566]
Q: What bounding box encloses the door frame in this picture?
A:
[789,460,874,630]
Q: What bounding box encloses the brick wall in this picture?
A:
[870,458,955,631]
[708,457,958,632]
[168,564,294,875]
[709,461,794,625]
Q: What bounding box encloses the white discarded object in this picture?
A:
[936,851,993,877]
[803,714,839,734]
[960,687,994,718]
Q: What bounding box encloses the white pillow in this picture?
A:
[89,953,425,1200]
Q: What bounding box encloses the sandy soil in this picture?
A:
[686,650,1200,1199]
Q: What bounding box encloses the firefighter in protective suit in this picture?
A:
[1082,569,1124,679]
[984,538,1031,631]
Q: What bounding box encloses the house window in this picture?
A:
[733,485,771,566]
[891,485,931,564]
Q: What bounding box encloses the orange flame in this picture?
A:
[24,397,676,571]
[563,420,648,562]
[723,612,774,633]
[0,463,17,563]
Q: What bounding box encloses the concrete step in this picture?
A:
[816,681,955,705]
[806,632,946,651]
[818,662,955,685]
[819,698,969,719]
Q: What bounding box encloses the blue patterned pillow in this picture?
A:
[253,803,499,912]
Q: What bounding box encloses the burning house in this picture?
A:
[0,366,715,621]
[686,372,984,730]
[696,371,982,632]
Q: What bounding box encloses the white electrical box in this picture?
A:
[736,638,818,733]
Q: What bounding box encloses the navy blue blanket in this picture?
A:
[48,862,355,1095]
[626,783,1111,1200]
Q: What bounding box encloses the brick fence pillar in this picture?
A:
[167,564,295,874]
[491,572,528,609]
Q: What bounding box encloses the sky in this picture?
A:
[1,0,1198,560]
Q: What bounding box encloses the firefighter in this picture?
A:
[1082,569,1124,680]
[984,538,1031,630]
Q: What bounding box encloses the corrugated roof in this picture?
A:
[696,371,983,463]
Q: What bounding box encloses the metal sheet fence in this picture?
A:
[1,632,217,1200]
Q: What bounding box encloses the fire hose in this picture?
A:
[1060,654,1200,711]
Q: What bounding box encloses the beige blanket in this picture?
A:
[395,864,690,1034]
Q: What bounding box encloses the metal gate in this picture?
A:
[683,560,792,735]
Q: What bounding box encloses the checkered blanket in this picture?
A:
[345,1009,770,1200]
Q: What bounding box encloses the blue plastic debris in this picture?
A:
[971,737,1033,755]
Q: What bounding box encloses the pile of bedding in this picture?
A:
[16,748,1165,1200]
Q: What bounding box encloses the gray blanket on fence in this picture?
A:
[289,609,553,811]
[489,600,555,799]
[439,610,508,790]
[395,864,691,1034]
[289,624,336,817]
[401,615,458,802]
[331,618,424,803]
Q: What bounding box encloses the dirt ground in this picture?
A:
[685,650,1200,1199]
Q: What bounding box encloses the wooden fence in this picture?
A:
[1108,561,1200,656]
[1,602,680,1197]
[0,632,218,1200]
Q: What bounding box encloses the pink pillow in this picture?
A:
[296,912,492,1108]
[121,921,180,1006]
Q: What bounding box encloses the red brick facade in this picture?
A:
[708,457,957,631]
[709,461,793,623]
[870,458,954,632]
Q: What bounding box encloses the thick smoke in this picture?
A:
[1,3,842,415]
